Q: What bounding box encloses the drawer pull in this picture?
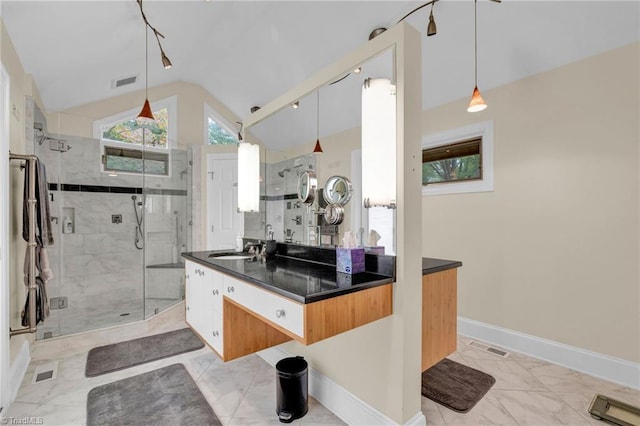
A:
[212,289,219,296]
[212,330,219,337]
[227,286,235,293]
[275,309,286,318]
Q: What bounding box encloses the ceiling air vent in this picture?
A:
[112,74,137,89]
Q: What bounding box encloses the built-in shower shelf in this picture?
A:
[146,263,185,269]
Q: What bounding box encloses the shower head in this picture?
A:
[277,168,291,178]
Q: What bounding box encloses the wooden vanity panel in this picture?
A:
[223,298,293,362]
[422,268,457,371]
[303,283,393,345]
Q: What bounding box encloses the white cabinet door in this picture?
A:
[185,260,203,332]
[223,275,304,338]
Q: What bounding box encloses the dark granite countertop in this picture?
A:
[422,258,462,275]
[182,251,394,304]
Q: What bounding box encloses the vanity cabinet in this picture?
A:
[422,264,459,371]
[185,260,224,356]
[184,258,393,362]
[223,275,305,338]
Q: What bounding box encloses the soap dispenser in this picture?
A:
[235,235,243,252]
[63,216,73,234]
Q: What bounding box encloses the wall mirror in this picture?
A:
[243,43,396,254]
[298,171,317,204]
[323,175,352,206]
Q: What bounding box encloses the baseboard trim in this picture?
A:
[458,316,640,390]
[9,341,30,403]
[257,346,426,426]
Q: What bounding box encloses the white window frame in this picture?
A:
[204,102,238,146]
[93,96,177,176]
[422,120,494,196]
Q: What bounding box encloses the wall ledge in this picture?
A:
[458,316,640,390]
[258,346,426,426]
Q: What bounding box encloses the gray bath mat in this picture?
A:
[85,328,204,377]
[421,358,496,413]
[87,363,220,426]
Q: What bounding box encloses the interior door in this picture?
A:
[207,154,243,250]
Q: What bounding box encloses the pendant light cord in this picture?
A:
[316,91,320,141]
[474,0,478,87]
[145,25,149,100]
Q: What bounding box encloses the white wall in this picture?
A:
[422,42,639,364]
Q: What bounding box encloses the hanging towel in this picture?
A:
[22,159,54,247]
[23,246,54,286]
[21,276,49,327]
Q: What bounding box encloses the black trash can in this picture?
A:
[276,356,308,423]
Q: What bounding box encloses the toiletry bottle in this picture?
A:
[63,216,73,234]
[236,235,243,252]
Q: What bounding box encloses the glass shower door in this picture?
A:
[142,147,189,318]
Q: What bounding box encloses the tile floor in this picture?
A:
[5,325,639,426]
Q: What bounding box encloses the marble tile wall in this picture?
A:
[265,155,316,245]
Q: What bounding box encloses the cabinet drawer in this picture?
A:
[223,275,304,338]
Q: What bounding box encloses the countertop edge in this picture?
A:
[422,258,463,275]
[182,253,393,304]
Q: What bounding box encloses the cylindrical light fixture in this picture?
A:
[237,142,260,212]
[362,78,396,209]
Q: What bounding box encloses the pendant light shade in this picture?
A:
[313,91,323,154]
[161,51,172,69]
[467,86,487,112]
[137,98,155,123]
[468,0,488,113]
[427,6,437,36]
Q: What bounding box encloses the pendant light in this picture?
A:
[427,3,437,37]
[137,25,155,124]
[313,90,323,154]
[467,0,488,112]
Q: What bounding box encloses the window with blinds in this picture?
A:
[422,137,482,185]
[103,146,169,176]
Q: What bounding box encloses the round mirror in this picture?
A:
[323,175,352,206]
[297,170,317,204]
[324,204,345,225]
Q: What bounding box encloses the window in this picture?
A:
[423,137,482,185]
[103,147,168,176]
[93,96,177,176]
[101,108,169,148]
[204,103,238,145]
[422,120,494,195]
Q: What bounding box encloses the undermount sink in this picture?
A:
[209,253,253,260]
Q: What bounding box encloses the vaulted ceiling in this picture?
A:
[2,1,638,148]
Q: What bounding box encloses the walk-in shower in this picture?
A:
[27,102,191,340]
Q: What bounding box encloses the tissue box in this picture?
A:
[364,246,385,255]
[336,248,365,274]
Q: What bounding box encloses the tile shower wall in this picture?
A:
[32,109,189,339]
[265,155,316,244]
